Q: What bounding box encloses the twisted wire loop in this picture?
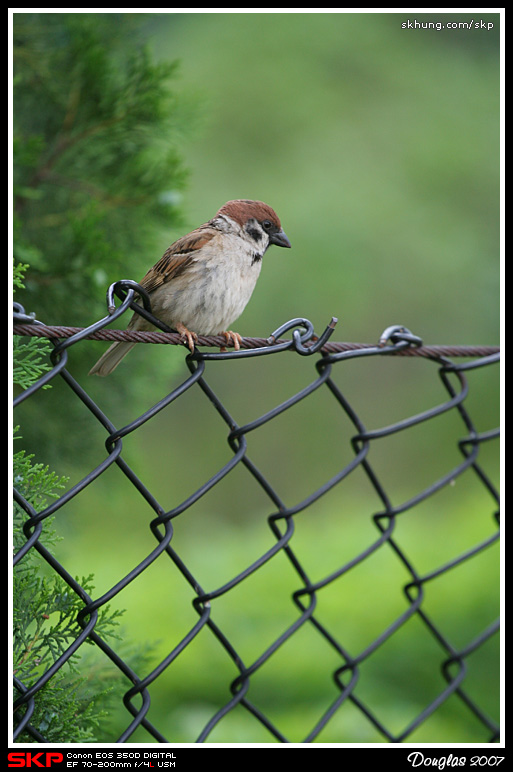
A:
[12,284,500,744]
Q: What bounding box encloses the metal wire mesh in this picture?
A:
[12,281,500,744]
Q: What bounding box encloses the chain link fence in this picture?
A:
[12,281,500,744]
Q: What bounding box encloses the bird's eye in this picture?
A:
[262,220,273,231]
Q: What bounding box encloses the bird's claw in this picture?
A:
[175,323,198,352]
[220,330,242,352]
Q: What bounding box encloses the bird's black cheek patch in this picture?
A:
[246,226,263,242]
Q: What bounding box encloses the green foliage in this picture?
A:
[13,13,196,463]
[13,260,54,390]
[13,443,67,521]
[12,14,188,737]
[13,259,29,292]
[13,13,190,327]
[14,669,109,744]
[13,266,142,743]
[13,260,54,391]
[13,337,53,390]
[13,440,124,743]
[13,251,136,741]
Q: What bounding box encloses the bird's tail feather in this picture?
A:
[88,341,136,376]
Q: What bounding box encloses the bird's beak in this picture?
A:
[270,230,291,248]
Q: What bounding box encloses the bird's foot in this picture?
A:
[175,323,198,352]
[220,330,242,352]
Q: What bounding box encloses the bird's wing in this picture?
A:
[139,225,217,294]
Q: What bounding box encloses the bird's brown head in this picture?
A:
[216,199,291,249]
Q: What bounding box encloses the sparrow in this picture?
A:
[89,199,291,376]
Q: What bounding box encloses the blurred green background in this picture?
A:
[13,11,500,743]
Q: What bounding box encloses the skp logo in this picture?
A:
[8,753,64,767]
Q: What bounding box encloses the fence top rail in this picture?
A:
[12,323,500,360]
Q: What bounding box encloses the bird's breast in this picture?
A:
[149,240,263,335]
